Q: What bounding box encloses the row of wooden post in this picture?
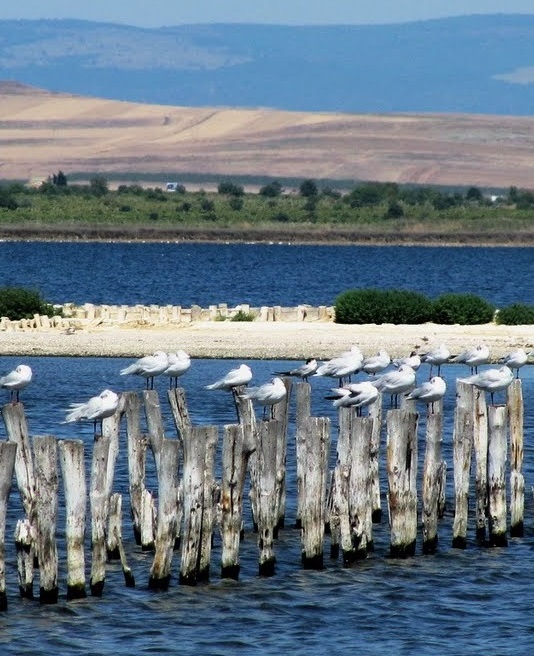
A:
[0,376,525,609]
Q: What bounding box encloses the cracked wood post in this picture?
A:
[140,488,156,551]
[452,381,475,549]
[329,403,352,562]
[0,441,17,611]
[507,379,524,537]
[272,377,291,532]
[169,387,193,547]
[122,392,147,545]
[149,438,181,590]
[234,391,257,529]
[180,425,218,585]
[108,493,135,587]
[220,424,256,580]
[102,400,122,558]
[300,416,330,570]
[143,390,165,470]
[473,388,489,544]
[488,405,508,547]
[386,409,418,558]
[294,382,311,529]
[421,399,443,554]
[2,403,37,567]
[33,435,59,604]
[369,393,383,523]
[90,433,110,596]
[58,439,87,600]
[348,415,374,560]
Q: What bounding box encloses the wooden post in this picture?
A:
[149,438,181,590]
[300,416,330,569]
[473,389,489,543]
[488,405,508,547]
[58,439,87,600]
[386,409,418,558]
[168,387,192,437]
[347,415,374,560]
[107,492,121,560]
[421,400,443,554]
[143,390,166,468]
[507,379,524,537]
[220,424,255,580]
[33,435,59,604]
[329,465,351,562]
[14,519,35,599]
[272,378,291,532]
[369,394,383,523]
[102,401,122,517]
[294,382,311,529]
[180,425,218,585]
[452,381,475,549]
[253,420,280,576]
[122,392,147,544]
[90,433,110,596]
[0,442,17,611]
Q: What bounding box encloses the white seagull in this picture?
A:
[205,364,253,391]
[274,358,318,381]
[406,376,446,412]
[362,350,391,375]
[326,381,379,415]
[164,350,191,389]
[392,350,421,371]
[372,364,416,408]
[120,351,169,389]
[63,389,120,433]
[499,348,529,378]
[240,376,287,419]
[420,344,450,377]
[313,348,363,386]
[0,364,33,403]
[451,343,489,374]
[459,365,514,404]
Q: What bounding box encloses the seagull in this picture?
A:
[205,364,252,391]
[239,376,287,419]
[371,364,416,408]
[451,343,490,374]
[313,348,363,386]
[420,344,450,377]
[499,348,529,378]
[326,381,379,415]
[163,350,191,389]
[63,389,120,434]
[274,358,318,381]
[459,365,514,404]
[120,351,169,389]
[0,364,33,403]
[392,350,421,371]
[406,376,446,412]
[362,350,391,375]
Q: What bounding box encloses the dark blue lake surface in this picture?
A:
[1,241,532,307]
[0,241,533,655]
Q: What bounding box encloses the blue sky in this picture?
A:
[0,0,533,27]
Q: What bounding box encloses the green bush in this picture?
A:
[496,303,534,325]
[334,288,433,324]
[231,310,256,322]
[431,293,495,325]
[0,287,59,320]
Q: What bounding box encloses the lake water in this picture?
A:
[0,242,533,655]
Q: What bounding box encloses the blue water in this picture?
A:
[0,241,532,307]
[0,242,533,655]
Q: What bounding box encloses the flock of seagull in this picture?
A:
[0,344,530,428]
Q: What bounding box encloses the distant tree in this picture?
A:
[259,181,283,198]
[0,186,18,209]
[321,185,342,199]
[465,186,483,202]
[384,200,404,219]
[89,175,109,197]
[229,196,244,211]
[218,181,244,196]
[52,170,68,187]
[299,179,318,197]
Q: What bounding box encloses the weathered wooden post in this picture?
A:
[452,381,475,549]
[473,389,489,543]
[90,433,110,596]
[33,435,59,604]
[0,441,17,611]
[108,493,135,587]
[149,438,181,590]
[14,519,34,599]
[386,409,418,558]
[300,416,330,569]
[58,439,87,600]
[487,405,508,547]
[180,425,219,585]
[143,390,166,468]
[220,424,256,580]
[102,402,123,557]
[369,394,383,523]
[348,415,374,560]
[294,382,311,529]
[421,400,443,554]
[329,465,350,561]
[507,379,524,537]
[272,378,291,531]
[122,392,147,544]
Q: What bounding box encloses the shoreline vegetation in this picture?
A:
[0,176,533,246]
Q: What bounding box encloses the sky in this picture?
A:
[0,0,533,28]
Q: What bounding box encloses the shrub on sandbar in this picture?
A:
[334,288,433,324]
[430,293,495,325]
[0,286,59,320]
[496,303,534,325]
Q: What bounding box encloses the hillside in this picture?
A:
[1,82,534,189]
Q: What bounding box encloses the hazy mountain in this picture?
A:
[1,15,534,115]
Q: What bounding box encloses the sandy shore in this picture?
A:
[0,321,532,361]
